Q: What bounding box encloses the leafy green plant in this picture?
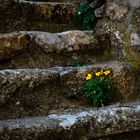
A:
[84,69,113,106]
[76,1,96,30]
[69,60,84,67]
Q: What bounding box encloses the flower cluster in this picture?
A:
[86,69,111,80]
[84,69,113,107]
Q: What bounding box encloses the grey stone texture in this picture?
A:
[95,0,140,56]
[0,103,140,140]
[0,31,111,69]
[0,61,138,119]
[0,0,140,139]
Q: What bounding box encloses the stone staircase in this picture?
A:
[0,0,140,140]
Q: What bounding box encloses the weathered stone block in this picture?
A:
[0,103,140,140]
[59,61,137,101]
[0,61,138,119]
[106,1,128,21]
[130,32,140,52]
[0,32,30,61]
[0,69,59,119]
[0,31,111,69]
[94,0,140,66]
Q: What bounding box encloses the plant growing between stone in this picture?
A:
[69,59,84,67]
[76,0,96,30]
[84,68,113,106]
[76,0,106,30]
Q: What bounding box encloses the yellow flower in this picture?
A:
[104,70,110,75]
[95,70,104,77]
[86,73,92,80]
[95,72,100,76]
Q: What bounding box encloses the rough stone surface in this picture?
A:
[106,1,128,21]
[0,69,59,119]
[0,32,30,61]
[94,5,105,18]
[0,31,111,69]
[130,32,140,52]
[116,0,140,8]
[0,0,139,139]
[57,61,137,101]
[130,7,140,52]
[0,0,79,33]
[0,103,140,140]
[29,31,97,52]
[0,61,138,119]
[23,0,84,2]
[94,0,140,70]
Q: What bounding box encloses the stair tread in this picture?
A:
[19,0,72,4]
[0,103,140,139]
[0,61,129,73]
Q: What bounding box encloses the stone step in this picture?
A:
[25,0,83,2]
[0,61,138,119]
[0,31,111,69]
[0,0,80,33]
[0,103,140,140]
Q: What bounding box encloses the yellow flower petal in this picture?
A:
[86,73,92,80]
[95,70,104,76]
[104,70,110,75]
[95,72,100,76]
[101,69,104,74]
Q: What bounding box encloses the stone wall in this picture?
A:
[95,0,140,65]
[94,0,140,98]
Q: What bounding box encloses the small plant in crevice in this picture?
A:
[69,60,84,67]
[76,1,96,30]
[76,0,106,30]
[84,68,113,107]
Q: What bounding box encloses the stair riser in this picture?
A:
[0,69,60,119]
[0,31,111,69]
[0,62,138,119]
[0,0,78,33]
